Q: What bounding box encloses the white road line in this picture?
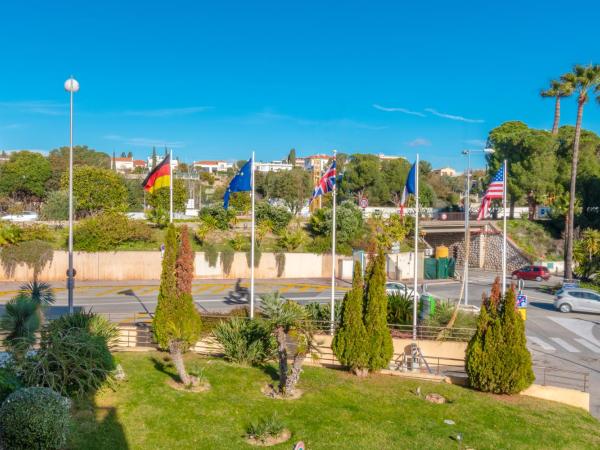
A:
[548,316,600,347]
[574,338,600,353]
[527,335,556,351]
[550,337,580,353]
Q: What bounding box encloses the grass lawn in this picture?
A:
[69,352,600,450]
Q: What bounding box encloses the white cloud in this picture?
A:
[372,104,425,117]
[424,108,484,123]
[104,134,185,148]
[0,101,66,116]
[122,106,213,117]
[407,138,431,147]
[0,123,23,130]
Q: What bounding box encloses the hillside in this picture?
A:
[503,219,563,261]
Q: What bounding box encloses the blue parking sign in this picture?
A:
[517,294,527,308]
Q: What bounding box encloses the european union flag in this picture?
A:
[224,158,252,209]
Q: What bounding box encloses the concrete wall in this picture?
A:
[0,251,346,281]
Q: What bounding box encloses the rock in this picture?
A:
[425,393,446,404]
[444,419,455,425]
[114,364,126,381]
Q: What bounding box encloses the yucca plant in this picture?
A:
[0,294,41,361]
[19,281,55,306]
[213,317,274,365]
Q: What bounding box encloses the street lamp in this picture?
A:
[64,77,79,313]
[461,148,494,306]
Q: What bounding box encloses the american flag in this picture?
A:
[310,160,336,203]
[477,165,505,220]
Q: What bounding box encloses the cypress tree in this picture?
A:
[363,251,393,371]
[332,262,369,376]
[153,224,202,386]
[465,288,534,394]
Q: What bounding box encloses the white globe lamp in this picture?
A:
[64,77,79,93]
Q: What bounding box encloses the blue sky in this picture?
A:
[0,0,599,170]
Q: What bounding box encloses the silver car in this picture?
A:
[554,288,600,313]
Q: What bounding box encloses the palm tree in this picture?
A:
[19,281,55,306]
[0,294,41,361]
[260,292,315,396]
[561,64,600,280]
[541,80,574,135]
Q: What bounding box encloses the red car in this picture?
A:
[511,265,550,282]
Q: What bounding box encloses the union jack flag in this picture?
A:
[310,160,336,203]
[477,165,505,220]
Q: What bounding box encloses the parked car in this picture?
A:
[0,211,38,222]
[511,265,550,282]
[554,288,600,313]
[385,281,415,299]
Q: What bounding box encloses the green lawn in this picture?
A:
[69,352,600,450]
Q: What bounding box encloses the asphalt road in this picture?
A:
[1,273,599,416]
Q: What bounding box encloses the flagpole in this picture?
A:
[412,153,419,341]
[250,151,256,319]
[330,150,337,335]
[169,148,173,224]
[502,159,507,296]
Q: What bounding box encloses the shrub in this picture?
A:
[363,251,393,371]
[465,289,534,394]
[246,413,285,443]
[304,302,341,325]
[387,293,413,325]
[255,202,292,234]
[332,262,369,375]
[0,240,54,278]
[0,222,22,246]
[199,206,235,231]
[46,310,118,345]
[213,317,275,365]
[276,229,305,251]
[0,367,22,403]
[40,190,71,220]
[21,321,116,397]
[18,224,54,242]
[73,211,152,251]
[0,387,71,450]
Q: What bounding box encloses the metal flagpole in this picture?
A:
[502,159,507,296]
[250,151,256,319]
[412,154,419,341]
[330,150,337,335]
[67,81,75,314]
[464,151,471,306]
[169,148,173,223]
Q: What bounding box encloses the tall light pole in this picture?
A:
[65,77,79,314]
[461,148,494,306]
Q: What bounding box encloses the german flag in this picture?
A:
[142,155,171,193]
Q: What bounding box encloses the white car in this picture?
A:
[0,211,38,222]
[385,282,416,299]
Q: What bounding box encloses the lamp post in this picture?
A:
[65,77,79,313]
[461,148,494,305]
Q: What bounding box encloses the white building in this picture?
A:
[113,157,134,173]
[378,153,406,161]
[255,160,293,172]
[193,160,233,173]
[304,154,331,172]
[434,167,458,177]
[147,155,179,171]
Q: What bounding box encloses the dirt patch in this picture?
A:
[261,383,303,400]
[245,429,291,447]
[166,377,211,393]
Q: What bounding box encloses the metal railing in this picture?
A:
[533,366,590,392]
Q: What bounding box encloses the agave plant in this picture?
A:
[19,281,55,306]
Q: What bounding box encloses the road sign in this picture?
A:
[359,197,368,209]
[294,442,305,450]
[517,293,527,308]
[563,280,580,290]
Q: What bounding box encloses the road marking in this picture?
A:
[574,338,600,353]
[527,335,556,351]
[550,337,580,353]
[547,316,600,347]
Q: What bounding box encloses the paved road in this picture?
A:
[2,273,599,416]
[0,278,348,321]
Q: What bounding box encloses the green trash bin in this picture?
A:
[436,257,449,279]
[424,258,437,280]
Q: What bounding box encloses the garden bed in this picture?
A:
[69,352,600,449]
